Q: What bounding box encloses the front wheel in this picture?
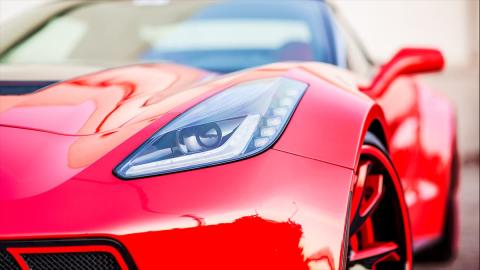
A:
[345,134,413,270]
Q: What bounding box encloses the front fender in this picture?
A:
[275,63,388,171]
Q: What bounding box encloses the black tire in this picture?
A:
[345,131,412,270]
[364,131,388,154]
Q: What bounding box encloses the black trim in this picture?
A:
[0,237,137,270]
[0,81,57,95]
[341,191,353,270]
[0,80,57,86]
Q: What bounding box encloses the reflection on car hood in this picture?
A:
[0,63,211,135]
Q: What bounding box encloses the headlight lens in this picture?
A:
[115,77,307,178]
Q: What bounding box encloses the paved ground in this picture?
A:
[415,163,479,269]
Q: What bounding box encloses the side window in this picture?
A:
[342,28,372,77]
[331,12,373,78]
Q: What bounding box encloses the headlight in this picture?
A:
[115,77,307,178]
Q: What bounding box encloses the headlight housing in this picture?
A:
[115,77,307,178]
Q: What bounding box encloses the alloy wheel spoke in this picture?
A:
[348,241,400,269]
[350,161,385,235]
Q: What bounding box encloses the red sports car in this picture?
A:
[0,1,458,270]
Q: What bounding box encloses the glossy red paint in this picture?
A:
[375,77,456,250]
[0,52,457,269]
[2,146,353,269]
[0,63,210,135]
[360,48,444,97]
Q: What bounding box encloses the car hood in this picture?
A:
[0,62,362,201]
[0,63,219,200]
[0,63,211,135]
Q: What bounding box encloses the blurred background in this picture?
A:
[0,0,478,269]
[336,2,479,269]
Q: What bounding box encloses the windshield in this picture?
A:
[0,0,333,73]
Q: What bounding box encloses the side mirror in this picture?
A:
[360,48,445,96]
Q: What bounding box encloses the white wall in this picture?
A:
[334,0,478,68]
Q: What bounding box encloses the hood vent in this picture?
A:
[0,81,56,95]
